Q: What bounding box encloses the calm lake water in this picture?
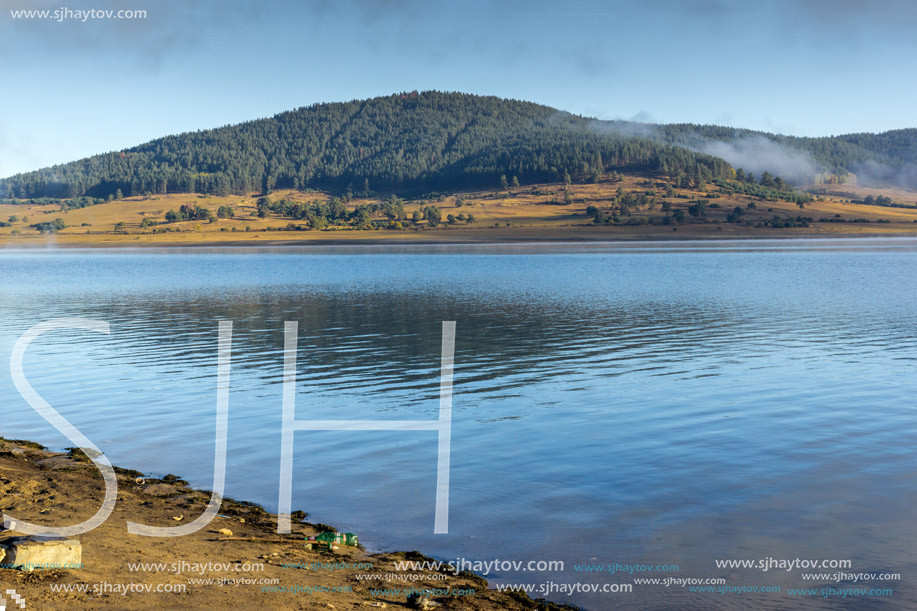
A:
[1,238,916,609]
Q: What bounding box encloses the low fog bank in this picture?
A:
[588,117,917,190]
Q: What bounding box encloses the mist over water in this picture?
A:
[0,239,915,609]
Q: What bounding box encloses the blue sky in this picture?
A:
[1,0,916,178]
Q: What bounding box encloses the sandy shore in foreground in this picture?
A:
[0,438,574,610]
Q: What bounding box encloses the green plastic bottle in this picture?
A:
[308,532,358,546]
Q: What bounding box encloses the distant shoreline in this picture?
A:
[2,227,917,250]
[5,173,917,250]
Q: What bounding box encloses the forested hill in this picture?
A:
[0,91,733,199]
[3,91,917,200]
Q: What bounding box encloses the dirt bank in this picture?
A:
[0,438,575,610]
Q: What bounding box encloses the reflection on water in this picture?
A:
[1,239,915,609]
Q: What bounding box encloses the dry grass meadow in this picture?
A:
[2,173,916,247]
